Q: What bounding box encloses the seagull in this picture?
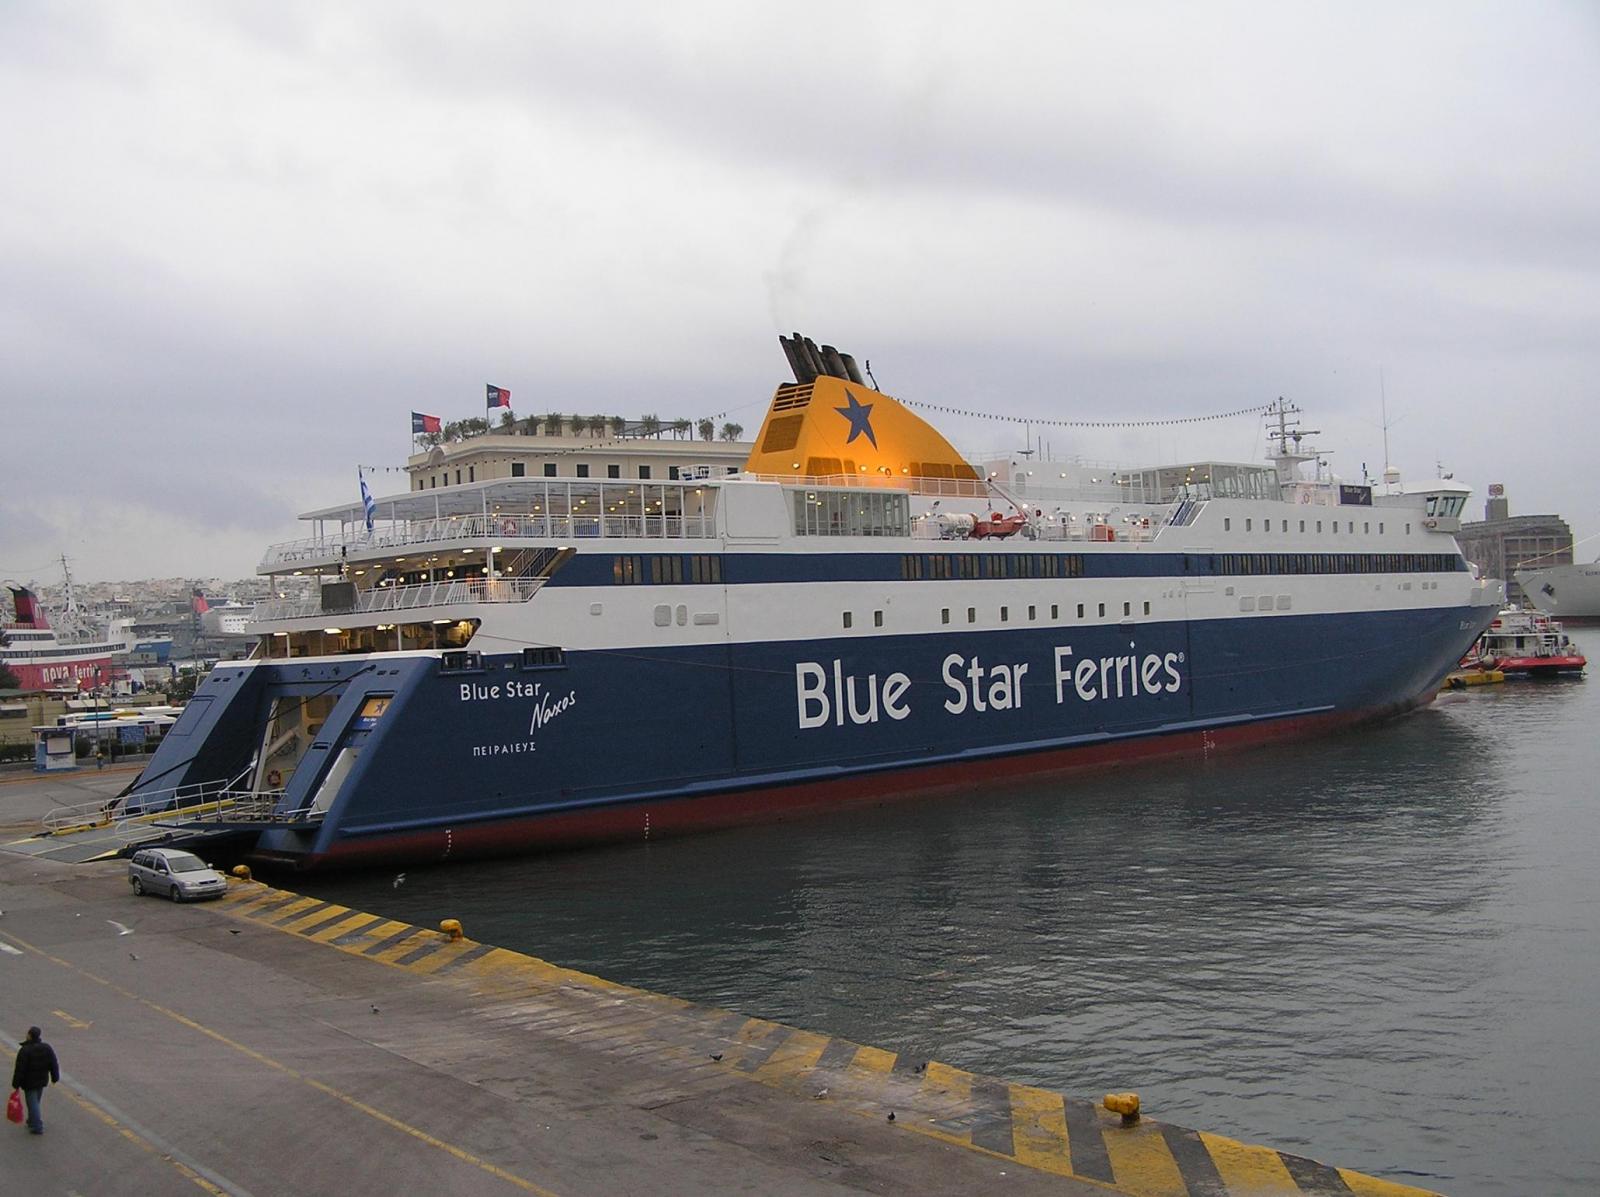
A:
[813,1088,828,1100]
[128,952,138,960]
[708,1053,722,1062]
[371,1004,380,1014]
[887,1111,895,1122]
[228,928,241,935]
[393,873,406,888]
[107,920,134,936]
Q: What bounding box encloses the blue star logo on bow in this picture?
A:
[834,390,878,449]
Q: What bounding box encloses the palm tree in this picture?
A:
[719,422,744,442]
[640,413,661,439]
[589,415,607,439]
[498,409,516,431]
[520,415,541,436]
[567,415,585,440]
[670,418,691,440]
[697,418,715,442]
[544,411,566,437]
[610,415,627,437]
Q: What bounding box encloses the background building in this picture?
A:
[1457,485,1572,605]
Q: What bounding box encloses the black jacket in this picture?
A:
[12,1040,59,1090]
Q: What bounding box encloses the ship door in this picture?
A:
[254,692,339,792]
[306,694,392,816]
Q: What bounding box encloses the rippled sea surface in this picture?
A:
[303,637,1600,1196]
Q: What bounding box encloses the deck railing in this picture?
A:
[262,482,721,569]
[246,576,543,623]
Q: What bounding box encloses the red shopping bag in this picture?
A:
[5,1089,21,1124]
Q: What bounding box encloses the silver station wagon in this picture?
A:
[128,848,228,902]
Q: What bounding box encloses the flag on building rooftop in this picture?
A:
[487,384,512,409]
[411,411,441,435]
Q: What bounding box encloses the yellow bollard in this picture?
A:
[230,865,253,881]
[1103,1092,1141,1124]
[440,918,463,941]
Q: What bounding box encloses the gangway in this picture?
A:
[5,774,319,866]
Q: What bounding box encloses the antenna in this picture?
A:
[864,359,879,389]
[1377,367,1386,475]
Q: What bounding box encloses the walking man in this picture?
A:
[11,1026,60,1134]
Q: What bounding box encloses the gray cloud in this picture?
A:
[2,1,1597,579]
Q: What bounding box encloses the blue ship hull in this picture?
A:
[125,601,1490,869]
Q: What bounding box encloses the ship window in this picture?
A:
[1406,523,1411,534]
[544,464,557,477]
[653,604,671,626]
[1379,522,1385,534]
[607,464,620,479]
[1246,519,1252,531]
[1317,521,1322,533]
[1282,520,1288,532]
[1051,604,1059,619]
[1241,596,1256,611]
[669,466,680,480]
[439,650,484,674]
[941,608,950,625]
[521,647,565,669]
[1028,605,1036,621]
[1097,602,1106,617]
[575,464,589,478]
[639,466,651,479]
[1144,601,1151,615]
[843,612,853,629]
[967,607,976,624]
[1000,606,1009,622]
[510,462,524,478]
[1077,603,1084,618]
[1224,518,1231,531]
[1123,601,1131,616]
[1364,522,1370,534]
[874,610,884,628]
[455,470,461,485]
[1299,520,1305,532]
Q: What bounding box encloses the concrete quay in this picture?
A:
[2,772,1441,1196]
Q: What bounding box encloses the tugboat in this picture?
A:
[1467,608,1587,677]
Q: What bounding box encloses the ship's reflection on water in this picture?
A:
[302,659,1600,1197]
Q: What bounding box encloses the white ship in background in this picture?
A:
[1516,560,1600,623]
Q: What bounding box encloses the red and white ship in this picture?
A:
[2,562,133,691]
[1467,608,1587,677]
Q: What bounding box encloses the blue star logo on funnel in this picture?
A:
[835,391,878,449]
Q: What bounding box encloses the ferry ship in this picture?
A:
[1516,560,1600,624]
[3,563,135,691]
[121,335,1504,870]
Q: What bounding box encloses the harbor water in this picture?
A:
[301,633,1600,1196]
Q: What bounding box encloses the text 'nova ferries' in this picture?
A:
[123,335,1503,869]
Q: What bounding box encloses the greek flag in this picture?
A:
[359,470,376,533]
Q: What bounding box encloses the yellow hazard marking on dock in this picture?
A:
[52,1008,93,1029]
[1201,1132,1302,1191]
[1102,1124,1191,1197]
[1009,1084,1072,1173]
[752,1028,830,1081]
[207,882,1447,1197]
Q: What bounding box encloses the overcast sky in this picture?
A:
[3,1,1597,585]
